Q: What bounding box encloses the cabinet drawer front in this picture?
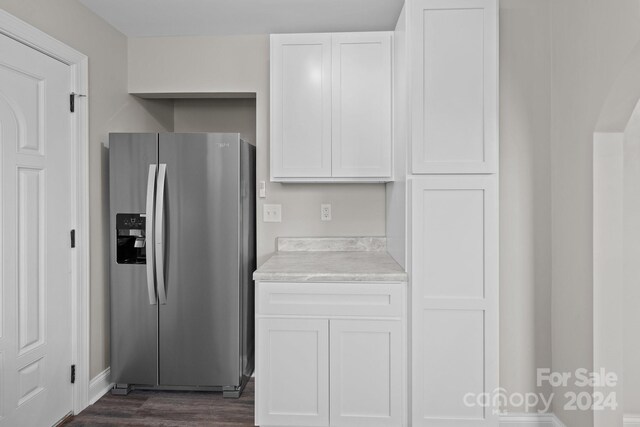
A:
[258,282,404,317]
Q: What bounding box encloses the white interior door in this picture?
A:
[0,34,73,427]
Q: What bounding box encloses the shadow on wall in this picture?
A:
[597,39,640,133]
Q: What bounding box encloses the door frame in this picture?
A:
[0,10,91,415]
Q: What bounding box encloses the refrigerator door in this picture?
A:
[109,133,159,386]
[239,141,256,380]
[158,133,241,386]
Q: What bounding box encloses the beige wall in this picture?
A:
[499,1,640,422]
[173,98,257,144]
[128,36,386,266]
[499,0,553,412]
[550,0,640,425]
[0,0,174,378]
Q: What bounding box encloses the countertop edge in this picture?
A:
[253,246,408,283]
[253,272,408,282]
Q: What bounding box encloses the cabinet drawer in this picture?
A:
[257,282,404,317]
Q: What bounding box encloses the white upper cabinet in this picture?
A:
[271,33,332,178]
[332,33,392,178]
[411,0,497,174]
[270,32,393,182]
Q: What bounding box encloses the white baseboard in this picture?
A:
[88,367,113,405]
[500,413,566,427]
[625,414,640,426]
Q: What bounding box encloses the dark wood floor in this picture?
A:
[62,380,255,426]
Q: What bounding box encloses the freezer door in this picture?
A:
[158,133,241,386]
[109,133,159,386]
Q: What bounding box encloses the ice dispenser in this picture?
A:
[116,213,147,264]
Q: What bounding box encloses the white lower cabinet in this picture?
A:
[257,318,330,426]
[329,320,402,427]
[255,282,406,427]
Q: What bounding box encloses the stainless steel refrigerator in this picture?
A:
[109,133,255,397]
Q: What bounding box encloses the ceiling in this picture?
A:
[79,0,405,38]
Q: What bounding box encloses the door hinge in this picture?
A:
[69,92,87,113]
[71,365,76,384]
[70,229,76,248]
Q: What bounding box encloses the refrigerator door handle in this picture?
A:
[145,164,158,305]
[155,163,168,305]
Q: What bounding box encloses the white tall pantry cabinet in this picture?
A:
[388,0,499,426]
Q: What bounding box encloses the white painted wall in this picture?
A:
[499,0,553,412]
[550,1,640,425]
[0,0,174,378]
[593,132,625,427]
[623,105,640,415]
[128,35,386,266]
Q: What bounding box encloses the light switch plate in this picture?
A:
[263,204,282,222]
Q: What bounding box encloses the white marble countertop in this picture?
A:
[253,237,408,282]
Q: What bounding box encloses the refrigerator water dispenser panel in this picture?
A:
[116,213,147,264]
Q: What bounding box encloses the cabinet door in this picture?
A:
[256,318,329,426]
[411,0,497,174]
[411,176,498,426]
[329,320,402,427]
[331,32,392,178]
[271,33,332,179]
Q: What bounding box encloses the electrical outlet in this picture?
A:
[263,204,282,222]
[321,204,332,221]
